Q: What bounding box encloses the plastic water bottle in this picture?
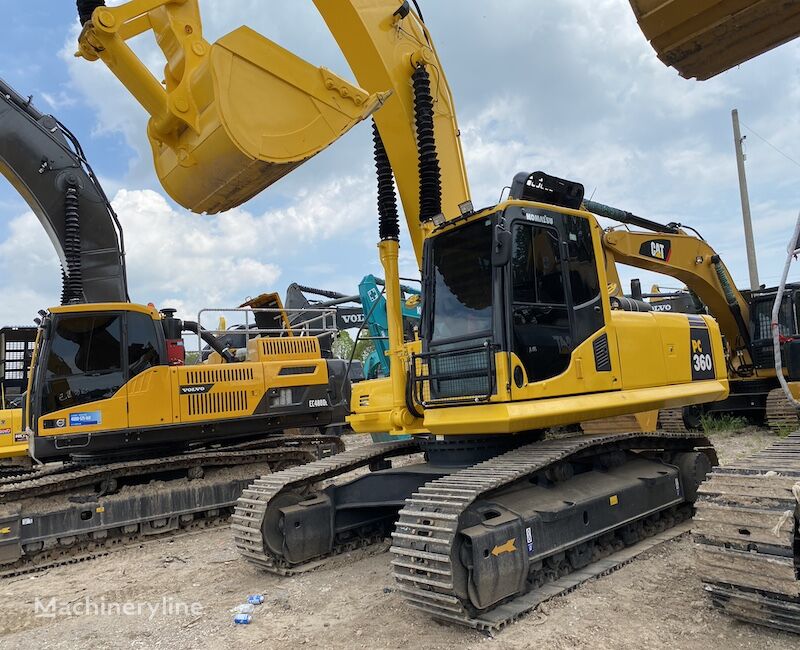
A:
[234,613,252,625]
[247,594,265,605]
[231,603,255,614]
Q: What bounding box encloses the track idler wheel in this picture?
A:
[672,451,712,501]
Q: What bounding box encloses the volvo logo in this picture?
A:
[341,314,365,325]
[180,384,214,395]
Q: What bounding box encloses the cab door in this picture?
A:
[125,312,173,429]
[509,221,572,382]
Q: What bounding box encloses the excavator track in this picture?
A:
[390,431,712,631]
[694,431,800,634]
[0,434,344,575]
[232,439,421,574]
[0,434,342,501]
[765,387,800,433]
[233,431,712,631]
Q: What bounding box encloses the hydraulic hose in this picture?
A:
[63,183,84,304]
[373,120,399,240]
[711,256,753,356]
[411,65,442,223]
[77,0,105,25]
[182,320,237,363]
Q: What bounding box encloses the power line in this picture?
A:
[741,121,800,170]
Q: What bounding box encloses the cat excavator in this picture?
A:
[628,0,800,635]
[76,0,731,631]
[585,199,800,433]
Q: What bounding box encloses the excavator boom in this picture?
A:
[0,77,127,303]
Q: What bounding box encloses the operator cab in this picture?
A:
[749,284,800,371]
[28,304,166,458]
[416,172,606,405]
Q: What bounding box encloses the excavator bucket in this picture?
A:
[153,27,386,213]
[78,0,386,215]
[629,0,800,80]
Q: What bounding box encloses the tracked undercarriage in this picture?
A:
[694,431,800,634]
[234,431,715,630]
[0,433,342,576]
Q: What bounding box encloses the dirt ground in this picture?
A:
[1,429,796,650]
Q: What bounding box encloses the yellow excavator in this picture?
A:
[0,73,354,574]
[628,0,800,635]
[76,0,732,631]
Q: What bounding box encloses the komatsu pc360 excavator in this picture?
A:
[628,0,800,635]
[76,0,732,631]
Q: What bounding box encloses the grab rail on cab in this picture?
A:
[77,0,388,213]
[629,0,800,80]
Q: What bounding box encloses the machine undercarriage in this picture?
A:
[234,431,714,630]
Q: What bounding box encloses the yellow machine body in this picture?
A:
[0,407,25,460]
[628,0,800,80]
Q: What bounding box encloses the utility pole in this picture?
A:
[732,108,760,290]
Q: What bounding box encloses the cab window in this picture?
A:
[127,312,162,378]
[41,313,124,414]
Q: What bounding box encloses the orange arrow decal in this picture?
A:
[491,538,517,557]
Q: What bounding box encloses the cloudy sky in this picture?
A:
[1,0,799,332]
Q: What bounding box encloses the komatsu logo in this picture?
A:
[308,398,329,408]
[524,212,554,225]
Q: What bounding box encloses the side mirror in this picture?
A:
[492,227,512,267]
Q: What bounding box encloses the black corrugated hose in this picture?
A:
[62,184,84,304]
[411,65,442,223]
[373,120,400,241]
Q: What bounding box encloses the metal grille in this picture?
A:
[184,367,255,384]
[260,337,320,359]
[411,343,496,407]
[186,390,249,416]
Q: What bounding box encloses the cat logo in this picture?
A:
[491,538,518,557]
[639,239,672,263]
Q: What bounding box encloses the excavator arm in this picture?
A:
[75,0,471,264]
[0,77,127,303]
[589,199,754,371]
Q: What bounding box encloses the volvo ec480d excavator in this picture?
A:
[76,0,731,631]
[0,74,354,574]
[628,0,800,635]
